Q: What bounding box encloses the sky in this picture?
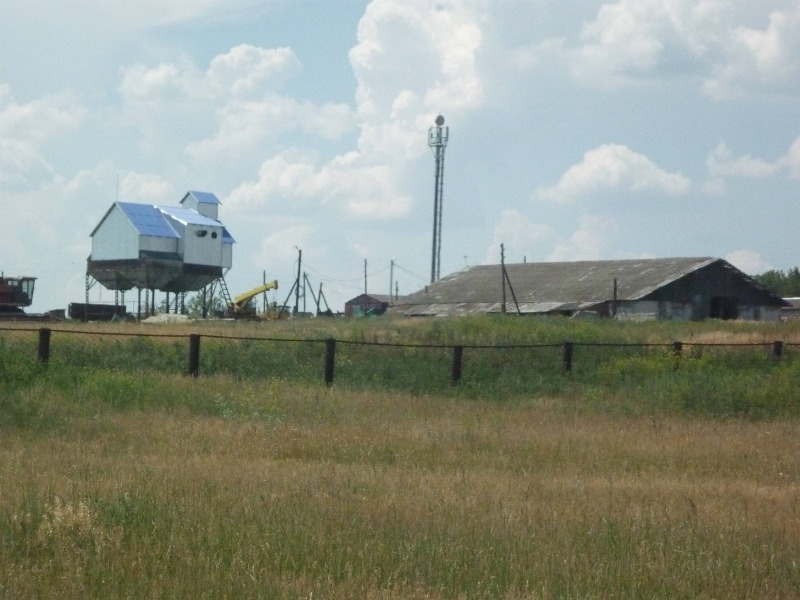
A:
[2,0,799,315]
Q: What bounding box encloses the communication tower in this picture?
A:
[428,114,449,282]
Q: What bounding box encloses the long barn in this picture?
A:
[389,257,787,321]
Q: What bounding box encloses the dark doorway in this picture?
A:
[710,296,738,320]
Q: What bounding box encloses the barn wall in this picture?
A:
[198,203,218,220]
[344,294,390,317]
[183,224,224,266]
[140,235,178,255]
[221,243,232,269]
[615,300,692,321]
[737,305,782,321]
[645,262,784,320]
[91,206,139,260]
[616,300,781,322]
[181,194,219,220]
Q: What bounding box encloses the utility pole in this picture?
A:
[294,247,301,314]
[364,258,368,296]
[389,258,395,299]
[302,272,307,313]
[501,243,507,314]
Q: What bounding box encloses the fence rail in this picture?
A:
[0,326,792,387]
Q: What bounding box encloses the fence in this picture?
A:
[1,326,792,388]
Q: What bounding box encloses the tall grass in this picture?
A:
[0,375,798,598]
[3,316,800,418]
[1,318,799,596]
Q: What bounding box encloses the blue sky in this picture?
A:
[2,0,799,314]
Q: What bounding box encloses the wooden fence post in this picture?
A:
[188,334,201,377]
[773,340,783,361]
[38,328,51,364]
[324,338,336,386]
[672,341,682,370]
[451,345,463,384]
[562,341,573,374]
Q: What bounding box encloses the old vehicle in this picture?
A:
[0,274,36,314]
[226,280,279,318]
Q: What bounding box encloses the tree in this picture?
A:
[185,288,226,318]
[753,268,800,297]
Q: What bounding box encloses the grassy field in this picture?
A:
[1,316,799,598]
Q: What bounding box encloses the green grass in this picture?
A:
[1,317,799,596]
[3,316,800,419]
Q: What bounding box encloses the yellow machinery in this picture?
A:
[226,280,278,318]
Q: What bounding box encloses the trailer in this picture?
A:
[68,303,127,321]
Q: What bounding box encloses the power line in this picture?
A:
[302,262,364,284]
[393,262,428,282]
[304,261,401,285]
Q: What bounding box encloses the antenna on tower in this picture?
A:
[428,114,449,283]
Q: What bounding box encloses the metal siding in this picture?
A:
[189,191,220,204]
[182,224,224,266]
[91,205,140,260]
[221,243,233,269]
[158,206,230,267]
[140,235,178,254]
[181,191,220,220]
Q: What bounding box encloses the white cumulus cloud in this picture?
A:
[227,153,411,220]
[568,0,800,98]
[0,88,86,142]
[536,144,691,203]
[547,215,624,262]
[705,137,800,190]
[706,142,781,179]
[726,249,772,275]
[0,138,56,191]
[483,209,557,264]
[574,0,701,85]
[0,86,86,191]
[229,0,486,221]
[351,0,483,121]
[119,45,356,163]
[783,136,800,179]
[207,45,301,97]
[705,3,800,99]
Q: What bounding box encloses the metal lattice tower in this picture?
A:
[428,115,449,283]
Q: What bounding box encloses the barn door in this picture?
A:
[710,296,738,320]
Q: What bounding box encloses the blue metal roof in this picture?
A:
[159,206,224,227]
[117,202,179,238]
[186,190,221,205]
[96,198,233,244]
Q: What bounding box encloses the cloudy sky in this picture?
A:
[2,0,799,314]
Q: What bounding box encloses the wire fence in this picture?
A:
[0,326,793,390]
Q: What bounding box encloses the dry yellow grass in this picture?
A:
[1,380,798,598]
